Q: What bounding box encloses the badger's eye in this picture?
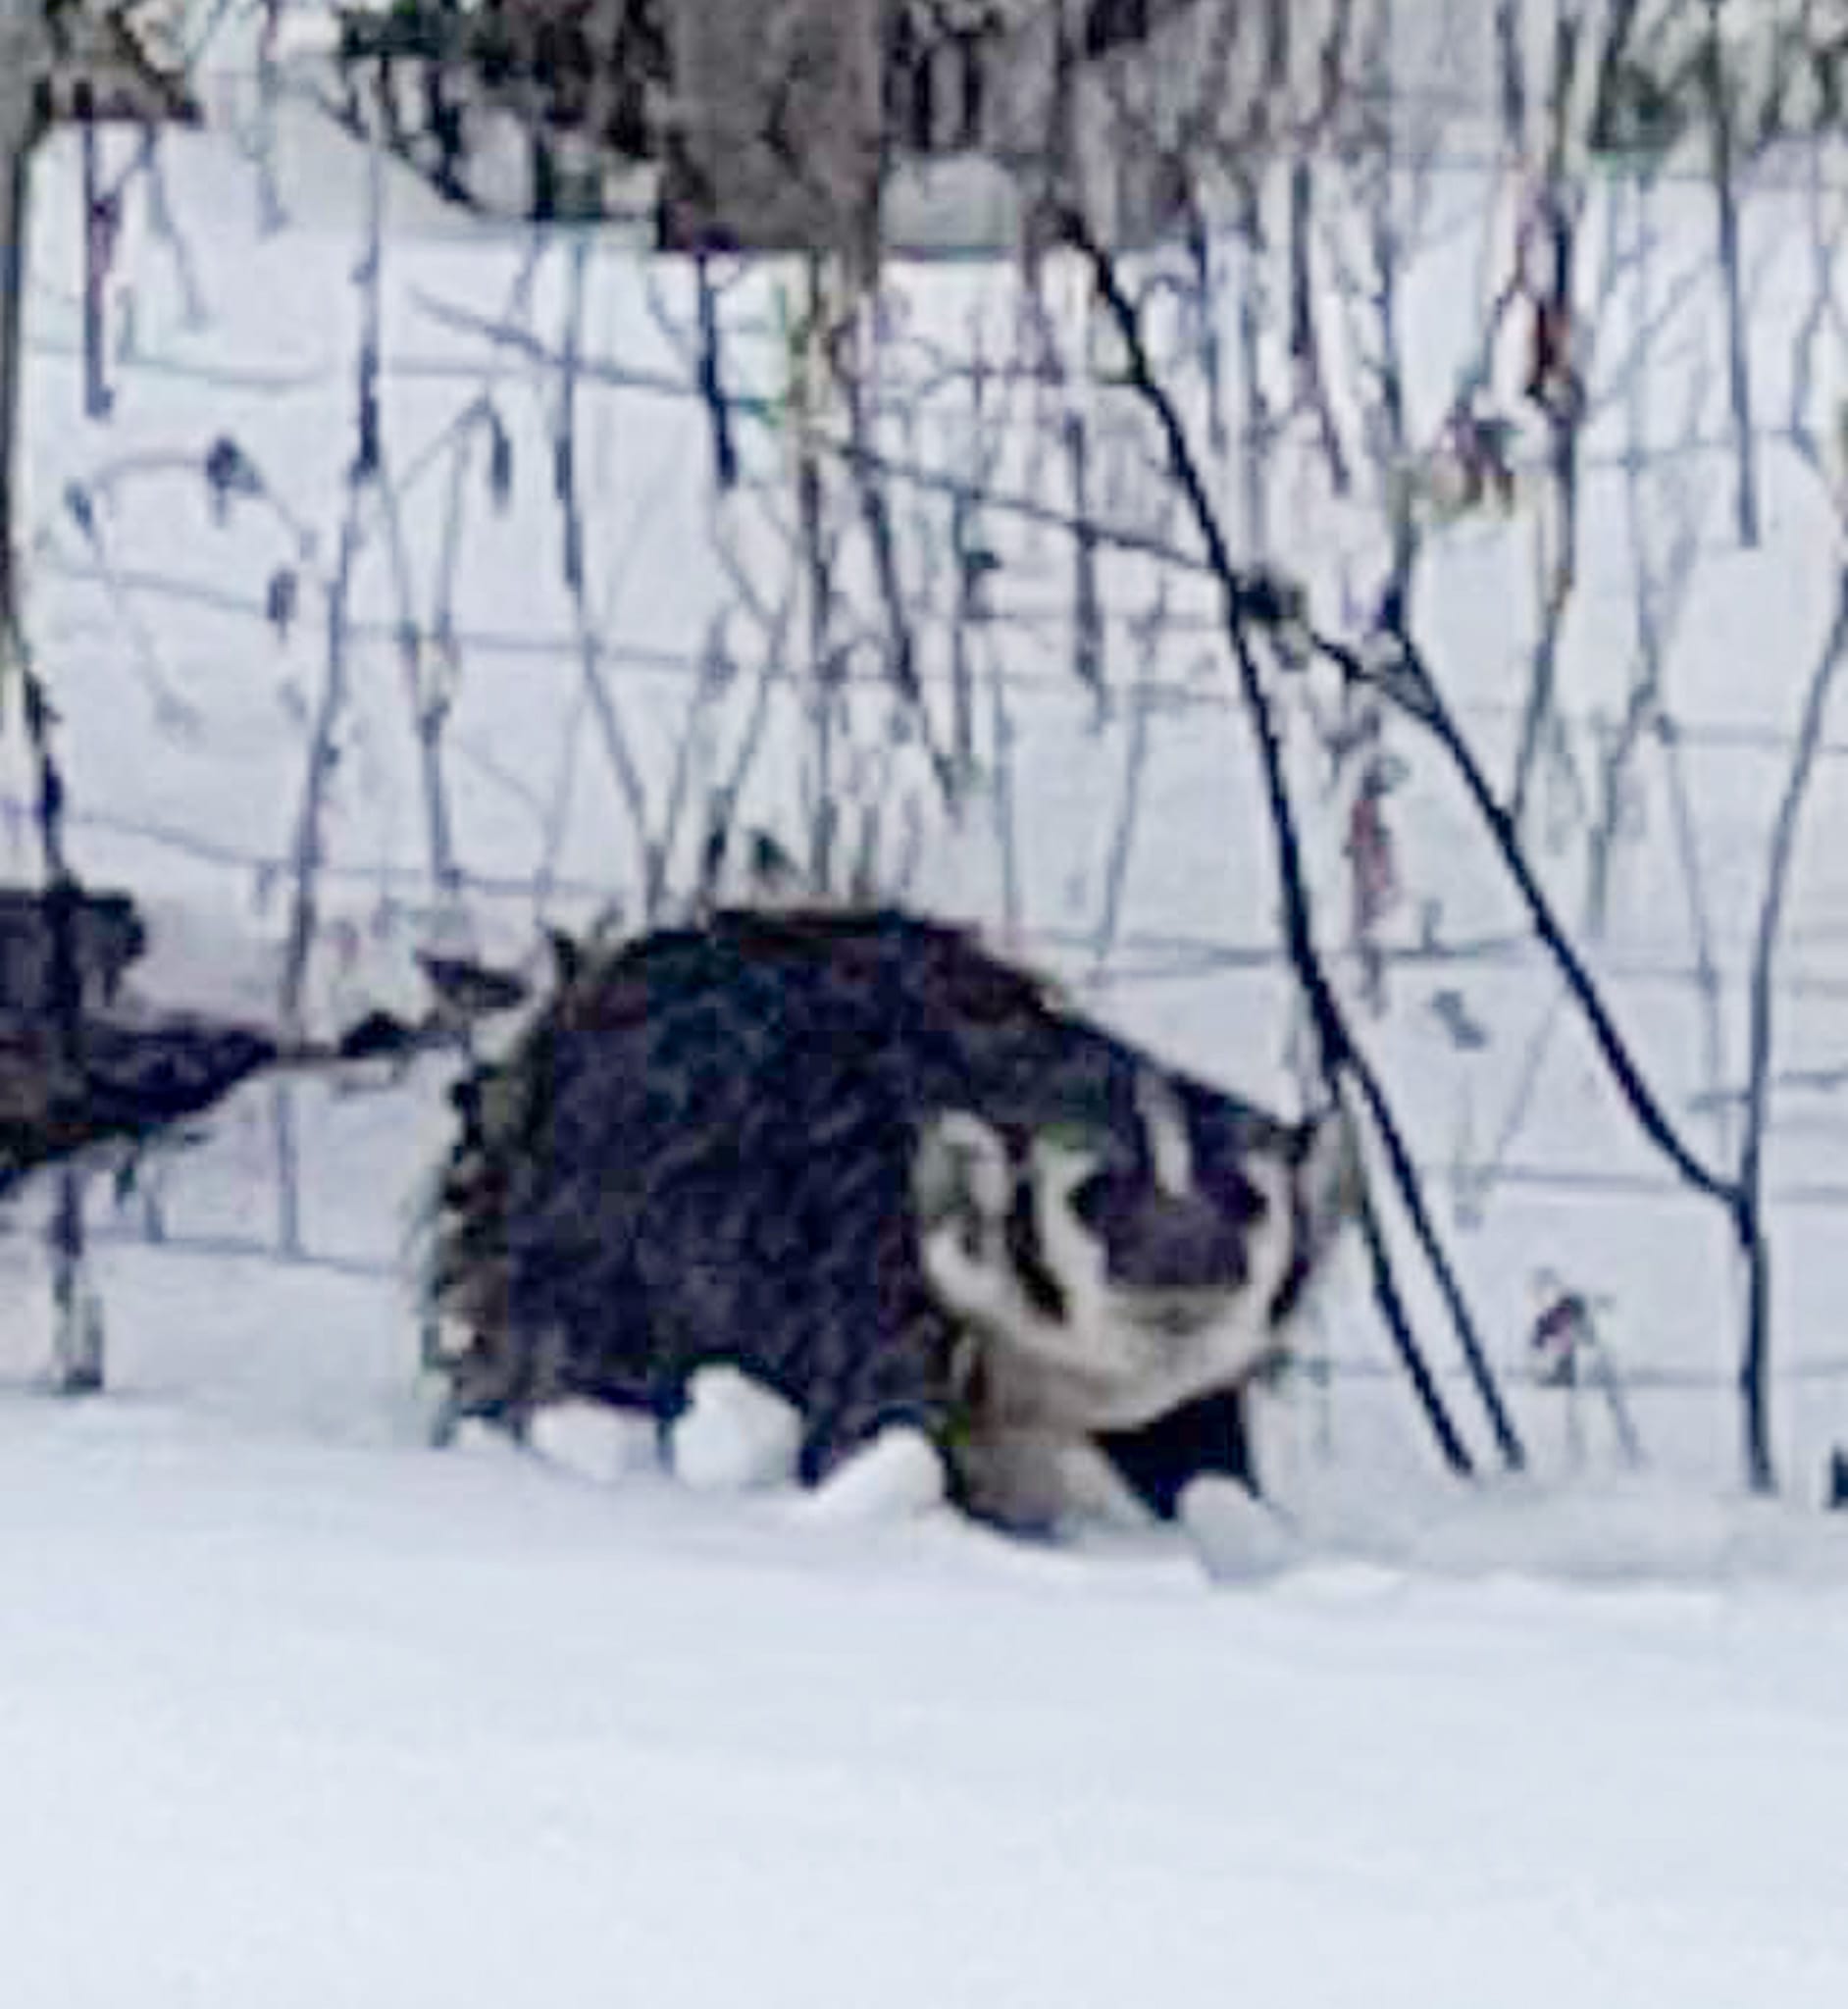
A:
[1228,1171,1271,1225]
[1066,1166,1122,1230]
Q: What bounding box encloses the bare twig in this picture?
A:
[694,251,739,491]
[1509,188,1587,833]
[550,236,657,910]
[1738,568,1848,1491]
[1701,0,1761,546]
[1329,613,1731,1209]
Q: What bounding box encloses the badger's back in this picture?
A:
[540,905,1070,1136]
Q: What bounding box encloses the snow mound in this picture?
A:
[671,1365,803,1492]
[792,1424,949,1524]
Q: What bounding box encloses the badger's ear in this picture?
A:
[1295,1102,1366,1240]
[912,1111,1012,1226]
[544,928,583,989]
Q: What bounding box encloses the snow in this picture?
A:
[4,1396,1848,2008]
[670,1364,804,1493]
[1177,1471,1304,1581]
[5,1230,1847,2005]
[5,21,1848,2000]
[788,1421,948,1522]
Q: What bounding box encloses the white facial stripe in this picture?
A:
[914,1110,1013,1222]
[919,1216,1013,1327]
[921,1132,1127,1392]
[1136,1067,1195,1198]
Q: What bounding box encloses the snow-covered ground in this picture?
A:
[6,1383,1848,2008]
[6,31,1848,2002]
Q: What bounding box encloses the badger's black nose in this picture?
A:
[1108,1190,1250,1295]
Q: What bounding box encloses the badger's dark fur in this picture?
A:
[429,905,1358,1529]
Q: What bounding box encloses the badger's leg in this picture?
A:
[951,1388,1259,1539]
[1097,1388,1301,1582]
[787,1299,962,1524]
[425,1314,570,1448]
[1093,1387,1256,1520]
[949,1423,1137,1537]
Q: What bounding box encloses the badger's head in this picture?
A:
[913,1066,1361,1434]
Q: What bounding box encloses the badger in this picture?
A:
[428,905,1360,1535]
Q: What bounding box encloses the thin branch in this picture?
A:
[1286,153,1350,497]
[1702,0,1761,546]
[1330,614,1733,1209]
[550,236,656,910]
[694,251,739,490]
[1738,567,1848,1492]
[1509,184,1587,835]
[1091,546,1181,981]
[1063,405,1105,700]
[834,318,930,724]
